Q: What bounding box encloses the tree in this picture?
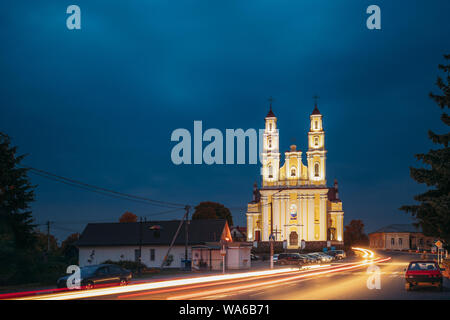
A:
[119,211,138,223]
[192,201,233,226]
[60,233,80,265]
[400,55,450,250]
[344,220,369,248]
[0,132,38,284]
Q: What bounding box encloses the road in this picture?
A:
[8,250,450,300]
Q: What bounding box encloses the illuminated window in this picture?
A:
[268,165,273,178]
[268,138,272,149]
[269,123,272,131]
[314,163,319,177]
[314,136,319,146]
[315,121,318,129]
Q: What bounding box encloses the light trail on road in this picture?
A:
[167,256,391,300]
[8,248,388,300]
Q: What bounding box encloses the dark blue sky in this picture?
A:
[1,1,449,241]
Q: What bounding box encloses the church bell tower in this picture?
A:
[261,98,280,186]
[306,100,327,185]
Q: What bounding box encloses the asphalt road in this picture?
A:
[82,251,449,300]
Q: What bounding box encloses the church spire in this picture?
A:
[266,96,276,118]
[312,95,321,115]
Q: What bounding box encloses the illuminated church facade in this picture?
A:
[246,103,344,249]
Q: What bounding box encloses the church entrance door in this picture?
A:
[255,230,261,242]
[289,231,298,246]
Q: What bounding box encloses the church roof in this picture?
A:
[266,107,276,118]
[311,104,321,115]
[327,187,340,201]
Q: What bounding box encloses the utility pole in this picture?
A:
[270,201,274,269]
[138,216,143,275]
[184,205,190,270]
[47,220,51,253]
[269,188,287,269]
[160,208,189,269]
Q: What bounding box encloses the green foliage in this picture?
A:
[0,133,81,285]
[343,220,369,249]
[0,132,37,285]
[400,55,450,250]
[192,201,233,226]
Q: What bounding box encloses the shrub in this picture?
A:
[101,260,147,273]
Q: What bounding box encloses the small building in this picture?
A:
[369,224,437,251]
[76,219,232,268]
[192,242,252,271]
[230,226,247,241]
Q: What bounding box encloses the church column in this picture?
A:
[280,195,285,241]
[297,193,302,242]
[262,196,268,241]
[320,194,327,241]
[308,194,315,240]
[301,194,307,242]
[247,215,253,241]
[273,195,279,240]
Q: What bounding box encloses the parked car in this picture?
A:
[250,253,259,261]
[309,252,332,263]
[273,254,279,263]
[57,264,132,289]
[276,253,305,266]
[329,250,346,260]
[304,253,321,264]
[404,261,444,291]
[298,254,316,264]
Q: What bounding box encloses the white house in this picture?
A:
[77,219,232,269]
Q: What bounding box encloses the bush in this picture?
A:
[101,260,147,273]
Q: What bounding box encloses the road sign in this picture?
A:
[220,249,226,256]
[327,241,331,248]
[435,240,443,249]
[269,234,275,241]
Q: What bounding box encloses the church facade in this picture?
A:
[246,103,344,249]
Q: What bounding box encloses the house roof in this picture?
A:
[76,219,228,247]
[370,224,422,234]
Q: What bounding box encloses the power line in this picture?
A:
[24,166,188,209]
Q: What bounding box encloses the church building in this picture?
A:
[246,102,344,249]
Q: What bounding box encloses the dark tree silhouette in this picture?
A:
[400,55,450,250]
[344,220,369,248]
[119,211,138,223]
[192,201,233,226]
[0,132,37,284]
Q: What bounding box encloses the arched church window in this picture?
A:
[269,123,272,131]
[268,165,273,178]
[315,121,318,129]
[314,163,320,177]
[268,138,272,149]
[314,136,319,146]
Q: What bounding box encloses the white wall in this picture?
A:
[79,245,191,268]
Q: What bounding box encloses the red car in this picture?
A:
[404,261,443,291]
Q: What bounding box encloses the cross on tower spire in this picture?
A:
[313,95,319,107]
